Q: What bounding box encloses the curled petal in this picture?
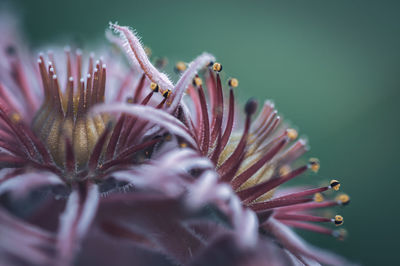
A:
[109,23,174,91]
[169,52,215,112]
[92,103,197,147]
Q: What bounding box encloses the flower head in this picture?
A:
[0,17,353,266]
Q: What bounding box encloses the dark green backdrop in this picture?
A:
[8,0,400,265]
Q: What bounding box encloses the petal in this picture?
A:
[0,207,55,266]
[168,52,215,112]
[109,23,174,92]
[56,184,99,266]
[0,171,63,197]
[92,103,197,147]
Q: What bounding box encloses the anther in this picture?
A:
[179,143,187,148]
[329,180,340,191]
[10,112,21,123]
[286,128,298,140]
[228,78,239,88]
[150,82,159,92]
[279,165,291,177]
[308,158,320,173]
[192,76,203,87]
[175,61,187,73]
[314,192,324,202]
[162,89,172,98]
[336,193,350,205]
[212,62,222,72]
[333,215,344,226]
[244,98,258,116]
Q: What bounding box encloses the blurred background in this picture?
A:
[5,0,400,264]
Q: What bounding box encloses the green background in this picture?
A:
[8,0,400,265]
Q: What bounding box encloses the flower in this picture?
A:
[0,14,353,266]
[109,24,353,265]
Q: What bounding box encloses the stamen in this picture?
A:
[197,85,210,155]
[329,179,340,191]
[286,128,298,141]
[274,213,332,223]
[280,220,335,236]
[162,89,171,98]
[236,164,307,203]
[228,78,239,88]
[174,61,187,73]
[314,192,324,202]
[212,62,222,72]
[150,82,159,92]
[333,215,344,226]
[308,157,320,173]
[336,193,350,205]
[192,76,203,87]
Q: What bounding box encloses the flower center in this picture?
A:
[32,52,109,171]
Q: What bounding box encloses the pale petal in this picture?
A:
[92,103,197,147]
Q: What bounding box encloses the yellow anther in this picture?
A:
[308,158,320,173]
[212,62,222,72]
[144,46,152,57]
[10,112,21,123]
[162,89,172,98]
[335,193,350,205]
[228,78,239,88]
[286,128,298,140]
[279,165,291,177]
[314,192,324,202]
[192,76,203,87]
[175,61,187,73]
[179,142,187,148]
[330,180,340,191]
[150,82,159,92]
[334,215,344,226]
[126,97,134,104]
